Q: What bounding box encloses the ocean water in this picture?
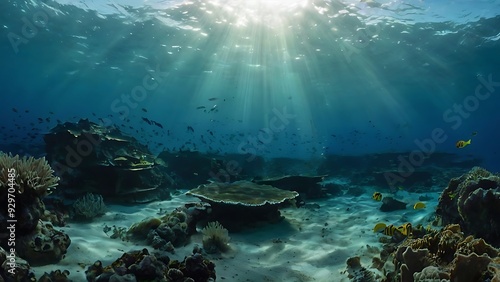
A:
[2,1,500,281]
[1,0,500,170]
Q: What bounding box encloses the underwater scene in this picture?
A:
[1,0,500,281]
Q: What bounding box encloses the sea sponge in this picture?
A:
[201,221,230,253]
[0,152,59,197]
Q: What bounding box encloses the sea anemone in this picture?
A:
[201,221,230,253]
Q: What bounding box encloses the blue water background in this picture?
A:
[1,0,499,171]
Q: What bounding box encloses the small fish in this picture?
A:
[208,97,218,101]
[413,202,426,210]
[456,139,471,148]
[383,224,397,236]
[373,222,386,233]
[447,192,457,200]
[372,192,382,201]
[187,126,194,133]
[397,223,412,236]
[472,131,477,136]
[196,106,206,109]
[142,108,148,112]
[12,108,18,112]
[398,186,405,191]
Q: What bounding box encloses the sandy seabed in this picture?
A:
[32,184,438,282]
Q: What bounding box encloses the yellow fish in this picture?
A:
[372,192,382,201]
[383,224,397,236]
[447,192,457,199]
[373,222,386,233]
[456,139,471,148]
[413,202,426,209]
[397,223,412,236]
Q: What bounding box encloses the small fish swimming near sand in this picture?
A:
[196,106,206,110]
[456,139,471,148]
[413,202,426,210]
[372,192,382,201]
[208,97,218,101]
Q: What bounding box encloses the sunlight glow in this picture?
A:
[207,0,309,26]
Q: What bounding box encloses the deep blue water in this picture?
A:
[1,0,500,171]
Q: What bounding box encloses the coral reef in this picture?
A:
[72,192,107,220]
[382,224,500,281]
[0,153,69,266]
[44,119,169,203]
[16,221,71,266]
[201,221,231,254]
[436,167,500,246]
[0,246,71,281]
[186,180,298,230]
[345,256,376,282]
[126,203,210,253]
[0,152,59,197]
[85,248,216,282]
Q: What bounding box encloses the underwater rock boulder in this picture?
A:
[379,197,407,212]
[44,119,169,203]
[436,167,500,246]
[186,180,298,230]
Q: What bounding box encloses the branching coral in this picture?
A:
[201,221,231,253]
[0,152,59,197]
[72,193,107,220]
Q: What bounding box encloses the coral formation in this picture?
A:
[72,192,107,220]
[382,224,500,281]
[44,119,169,203]
[436,166,500,246]
[0,152,59,197]
[85,248,216,282]
[125,203,209,253]
[345,256,376,282]
[186,180,298,229]
[0,153,69,266]
[16,221,71,266]
[201,221,230,254]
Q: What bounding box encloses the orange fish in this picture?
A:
[456,139,471,148]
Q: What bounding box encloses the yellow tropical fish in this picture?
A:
[456,139,471,148]
[383,224,397,236]
[372,192,382,201]
[373,222,386,233]
[397,223,412,236]
[413,202,426,209]
[447,192,457,199]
